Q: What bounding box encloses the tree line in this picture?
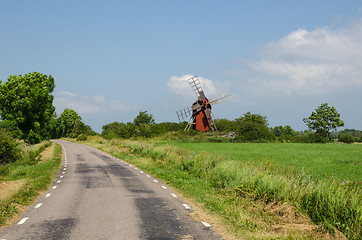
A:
[102,107,361,144]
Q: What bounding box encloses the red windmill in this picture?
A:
[176,76,232,132]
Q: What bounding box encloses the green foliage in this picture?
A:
[77,134,88,141]
[59,108,82,137]
[338,134,356,144]
[303,103,344,141]
[133,111,155,126]
[214,118,237,132]
[48,109,94,139]
[0,129,20,165]
[0,142,62,226]
[0,72,55,143]
[234,112,275,142]
[339,129,362,142]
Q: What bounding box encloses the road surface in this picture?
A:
[0,140,222,240]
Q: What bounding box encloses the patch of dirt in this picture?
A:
[0,180,26,201]
[39,143,55,162]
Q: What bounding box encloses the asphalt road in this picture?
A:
[0,140,222,240]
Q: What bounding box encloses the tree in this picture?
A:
[235,112,275,142]
[0,72,55,143]
[303,103,344,140]
[133,111,155,126]
[59,108,82,137]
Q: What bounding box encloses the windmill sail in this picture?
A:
[188,76,206,100]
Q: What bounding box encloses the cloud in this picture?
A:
[242,19,362,96]
[166,74,221,98]
[54,91,132,114]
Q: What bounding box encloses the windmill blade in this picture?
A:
[209,92,232,106]
[176,106,193,122]
[204,108,212,120]
[188,76,206,99]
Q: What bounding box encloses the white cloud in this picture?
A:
[54,91,132,114]
[166,74,221,98]
[242,19,362,96]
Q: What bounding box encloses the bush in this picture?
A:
[338,134,356,144]
[0,129,20,164]
[77,134,88,141]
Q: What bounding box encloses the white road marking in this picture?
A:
[35,203,42,209]
[171,193,177,198]
[201,221,212,227]
[146,175,151,178]
[52,186,57,189]
[57,180,61,183]
[182,204,191,210]
[60,175,64,178]
[134,167,138,170]
[18,217,29,225]
[153,180,158,183]
[63,168,66,170]
[62,172,65,174]
[161,186,167,189]
[45,193,51,198]
[140,171,144,173]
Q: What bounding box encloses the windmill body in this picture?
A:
[176,76,231,132]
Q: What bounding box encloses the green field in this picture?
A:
[167,142,362,182]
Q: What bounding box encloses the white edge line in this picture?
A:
[52,186,57,189]
[45,193,51,197]
[201,221,212,227]
[182,203,191,210]
[161,186,167,189]
[35,203,42,209]
[18,217,29,225]
[171,193,177,198]
[153,180,158,183]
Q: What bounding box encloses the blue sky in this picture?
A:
[1,1,362,133]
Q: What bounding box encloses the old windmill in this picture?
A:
[176,76,232,132]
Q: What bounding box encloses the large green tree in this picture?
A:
[0,72,55,143]
[303,103,344,139]
[59,108,82,137]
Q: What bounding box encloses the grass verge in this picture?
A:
[0,141,62,226]
[79,136,360,240]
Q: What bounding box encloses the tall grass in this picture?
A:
[124,141,361,239]
[0,141,62,226]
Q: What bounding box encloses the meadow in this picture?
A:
[166,142,362,182]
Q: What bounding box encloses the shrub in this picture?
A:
[77,134,88,141]
[0,129,20,164]
[338,134,356,144]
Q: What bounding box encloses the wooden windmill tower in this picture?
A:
[176,76,232,132]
